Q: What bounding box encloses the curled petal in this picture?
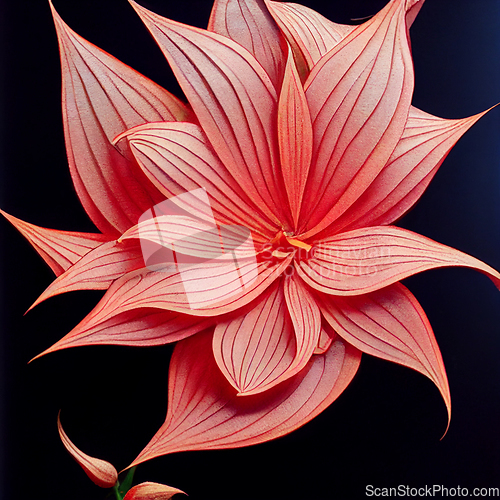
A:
[297,226,500,296]
[1,210,109,276]
[29,240,144,310]
[320,107,490,235]
[130,1,291,226]
[51,3,192,235]
[58,414,117,488]
[208,0,287,88]
[123,482,185,500]
[300,0,414,238]
[129,330,361,464]
[319,283,451,428]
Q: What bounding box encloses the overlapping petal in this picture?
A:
[51,2,192,235]
[1,210,109,276]
[29,240,144,310]
[319,107,490,235]
[297,226,500,295]
[300,0,414,237]
[129,329,361,464]
[319,283,450,424]
[35,309,211,359]
[208,0,287,88]
[117,121,277,240]
[123,482,185,500]
[130,1,291,227]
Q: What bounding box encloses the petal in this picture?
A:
[267,0,424,77]
[283,273,322,380]
[299,0,414,238]
[130,2,291,227]
[118,121,277,240]
[317,107,489,235]
[35,310,210,359]
[1,210,109,276]
[123,482,185,500]
[314,324,334,355]
[213,280,296,395]
[297,226,500,296]
[207,0,287,88]
[58,414,117,489]
[129,329,361,464]
[319,283,450,426]
[43,257,291,354]
[28,240,144,310]
[51,4,192,235]
[278,49,313,229]
[121,215,257,262]
[266,1,355,75]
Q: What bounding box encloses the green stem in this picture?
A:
[113,484,123,500]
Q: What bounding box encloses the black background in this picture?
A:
[1,0,500,499]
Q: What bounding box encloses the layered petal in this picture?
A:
[300,0,414,237]
[319,107,489,235]
[35,309,210,358]
[319,283,450,425]
[58,414,117,488]
[118,122,277,240]
[129,329,361,464]
[29,240,144,309]
[278,50,313,229]
[130,2,291,226]
[213,280,296,395]
[208,0,287,88]
[51,3,192,235]
[1,210,109,276]
[267,1,355,76]
[123,482,185,500]
[297,226,500,295]
[267,0,424,77]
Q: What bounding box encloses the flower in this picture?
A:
[5,0,500,466]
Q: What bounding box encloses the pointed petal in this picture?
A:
[320,107,489,235]
[119,121,277,239]
[35,310,210,359]
[29,240,144,310]
[1,210,109,276]
[45,255,291,357]
[213,280,297,395]
[123,482,185,500]
[129,329,361,464]
[319,283,450,425]
[297,226,500,295]
[58,414,117,488]
[51,4,192,235]
[130,2,290,226]
[300,0,414,237]
[207,0,287,88]
[266,1,355,75]
[278,50,313,229]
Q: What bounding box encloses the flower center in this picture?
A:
[267,231,313,260]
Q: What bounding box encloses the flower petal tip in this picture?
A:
[123,482,186,500]
[57,413,117,488]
